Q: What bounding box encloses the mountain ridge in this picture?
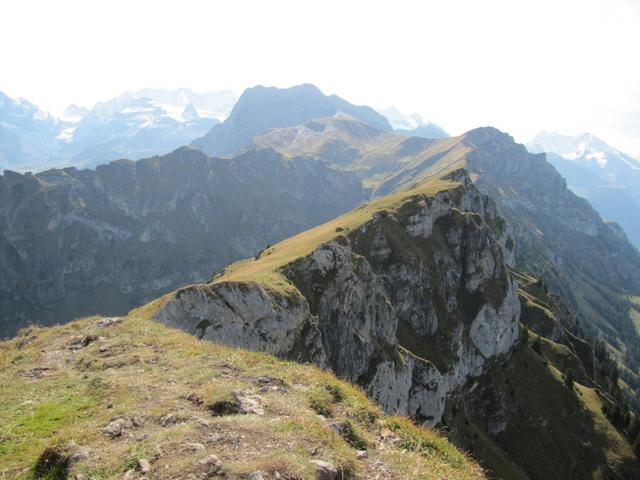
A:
[253,115,640,411]
[151,168,521,426]
[0,145,367,338]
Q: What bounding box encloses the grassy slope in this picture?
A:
[0,314,485,480]
[208,174,458,298]
[252,116,419,180]
[447,342,640,480]
[253,116,470,190]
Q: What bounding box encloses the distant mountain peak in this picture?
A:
[249,82,322,94]
[85,88,236,124]
[0,90,64,171]
[192,83,392,157]
[181,102,200,122]
[462,126,515,145]
[0,88,233,171]
[528,130,640,247]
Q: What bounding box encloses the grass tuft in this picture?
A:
[385,416,467,467]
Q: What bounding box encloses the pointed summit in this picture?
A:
[181,102,200,122]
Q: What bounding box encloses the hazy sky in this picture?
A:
[2,0,639,155]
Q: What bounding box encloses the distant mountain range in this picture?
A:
[528,132,640,248]
[1,86,452,171]
[0,88,236,171]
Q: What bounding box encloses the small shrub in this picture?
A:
[333,420,368,450]
[532,337,542,355]
[309,391,333,417]
[308,383,344,417]
[348,405,379,425]
[32,446,69,480]
[564,368,576,391]
[326,383,344,403]
[385,416,465,467]
[209,399,240,416]
[207,392,240,416]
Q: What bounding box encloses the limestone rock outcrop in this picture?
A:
[155,171,520,424]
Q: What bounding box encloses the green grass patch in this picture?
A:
[385,416,466,467]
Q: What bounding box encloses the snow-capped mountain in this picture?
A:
[59,88,239,167]
[529,132,640,247]
[0,89,237,171]
[378,106,449,139]
[529,132,640,173]
[134,88,236,122]
[378,106,425,130]
[0,91,66,171]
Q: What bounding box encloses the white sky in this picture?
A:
[2,0,639,156]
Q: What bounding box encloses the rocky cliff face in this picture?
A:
[0,147,366,337]
[335,124,640,406]
[256,118,640,381]
[455,129,640,403]
[459,128,640,291]
[155,170,520,425]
